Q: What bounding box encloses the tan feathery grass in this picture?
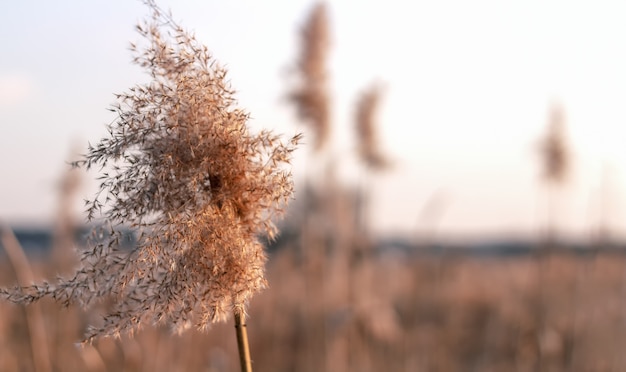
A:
[1,0,299,350]
[537,101,571,244]
[0,223,52,372]
[535,101,572,369]
[540,102,569,185]
[51,148,81,271]
[355,82,390,171]
[353,82,390,242]
[288,2,331,152]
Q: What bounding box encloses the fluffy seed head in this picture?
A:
[355,82,390,170]
[1,0,299,343]
[288,2,331,151]
[540,102,569,184]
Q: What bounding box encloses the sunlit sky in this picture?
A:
[3,1,626,241]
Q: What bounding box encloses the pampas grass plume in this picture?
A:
[1,0,300,346]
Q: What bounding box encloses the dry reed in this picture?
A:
[354,82,390,171]
[288,2,331,152]
[51,150,81,271]
[540,102,569,185]
[1,0,299,348]
[1,250,625,371]
[537,101,571,244]
[535,101,572,369]
[0,223,52,372]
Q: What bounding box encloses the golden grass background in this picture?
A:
[2,247,626,371]
[2,2,626,371]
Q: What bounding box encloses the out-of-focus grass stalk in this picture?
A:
[535,101,571,369]
[0,223,52,372]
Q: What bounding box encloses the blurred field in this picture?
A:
[2,2,625,371]
[1,244,626,372]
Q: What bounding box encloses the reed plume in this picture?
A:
[535,102,571,369]
[540,102,569,185]
[51,147,82,271]
[538,101,570,244]
[355,82,390,171]
[1,0,299,345]
[288,2,331,152]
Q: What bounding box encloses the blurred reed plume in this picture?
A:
[537,101,571,245]
[288,2,331,152]
[540,102,570,185]
[1,0,299,347]
[534,102,573,370]
[353,82,390,238]
[51,147,82,271]
[355,82,390,171]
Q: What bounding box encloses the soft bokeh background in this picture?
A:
[3,2,626,372]
[4,0,626,240]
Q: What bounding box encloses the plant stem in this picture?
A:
[0,223,52,372]
[234,311,252,372]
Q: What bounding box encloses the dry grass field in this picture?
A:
[2,2,625,371]
[1,246,625,372]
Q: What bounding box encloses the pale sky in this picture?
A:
[3,1,626,241]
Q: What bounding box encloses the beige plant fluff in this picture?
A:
[355,83,389,170]
[1,0,299,343]
[540,102,569,184]
[288,2,331,152]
